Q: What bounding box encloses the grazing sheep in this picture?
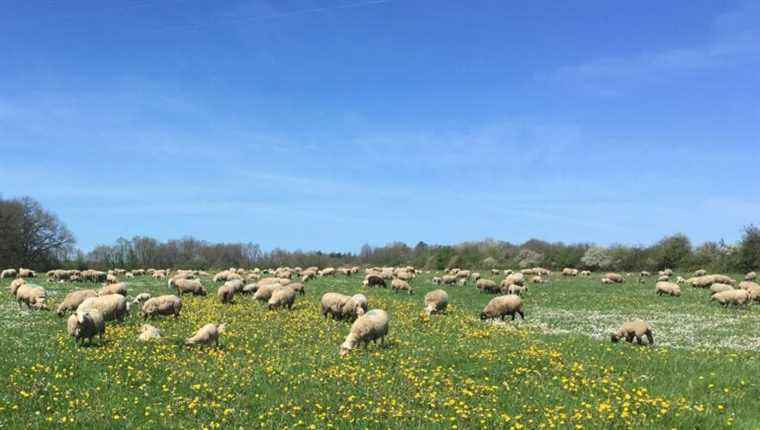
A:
[711,289,751,307]
[253,283,278,303]
[507,284,527,296]
[224,279,245,293]
[18,268,35,278]
[77,294,129,322]
[439,275,456,286]
[67,309,106,346]
[99,282,128,296]
[693,269,707,277]
[580,270,591,277]
[15,284,48,310]
[605,273,625,283]
[739,281,760,291]
[217,284,236,304]
[132,293,152,306]
[655,281,681,297]
[480,295,524,322]
[531,276,544,284]
[745,271,757,281]
[321,293,364,320]
[138,324,161,342]
[601,277,613,284]
[471,272,481,282]
[709,283,735,295]
[185,323,226,347]
[610,320,654,345]
[241,283,259,295]
[363,274,387,288]
[56,289,98,316]
[339,309,389,356]
[351,294,368,313]
[288,282,305,296]
[503,273,525,287]
[391,278,413,294]
[268,286,297,310]
[1,268,18,279]
[423,289,448,315]
[141,295,182,319]
[9,278,26,296]
[172,278,207,296]
[711,274,736,286]
[562,268,578,277]
[105,273,119,284]
[476,279,500,294]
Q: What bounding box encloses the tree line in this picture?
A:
[2,195,759,272]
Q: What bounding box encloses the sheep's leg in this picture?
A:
[645,331,654,345]
[635,335,643,345]
[625,334,634,343]
[518,310,525,320]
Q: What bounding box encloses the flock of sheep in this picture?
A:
[3,265,758,353]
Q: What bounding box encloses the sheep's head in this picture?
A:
[479,312,488,320]
[339,334,358,356]
[610,334,621,343]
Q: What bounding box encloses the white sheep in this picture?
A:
[56,289,98,316]
[67,308,106,346]
[77,294,129,322]
[423,289,448,315]
[339,309,389,356]
[480,295,524,322]
[611,320,654,345]
[141,295,182,319]
[185,323,226,346]
[15,284,48,310]
[268,286,297,310]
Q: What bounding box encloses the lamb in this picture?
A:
[15,284,48,310]
[480,295,524,322]
[321,293,365,320]
[423,289,448,315]
[711,289,751,307]
[476,279,499,294]
[56,289,98,316]
[99,282,128,296]
[391,278,413,294]
[1,268,17,279]
[709,283,735,295]
[745,271,757,281]
[610,320,654,345]
[655,282,681,297]
[268,285,297,310]
[18,268,35,278]
[141,295,182,319]
[253,283,278,303]
[605,273,625,283]
[288,282,305,296]
[77,294,129,322]
[339,309,389,356]
[185,323,226,346]
[172,278,207,296]
[138,324,161,342]
[67,309,106,346]
[217,284,237,304]
[431,276,442,285]
[132,293,152,306]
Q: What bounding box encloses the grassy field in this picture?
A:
[1,272,759,429]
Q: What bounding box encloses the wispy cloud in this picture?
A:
[545,2,760,94]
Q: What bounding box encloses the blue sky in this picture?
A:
[1,0,759,252]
